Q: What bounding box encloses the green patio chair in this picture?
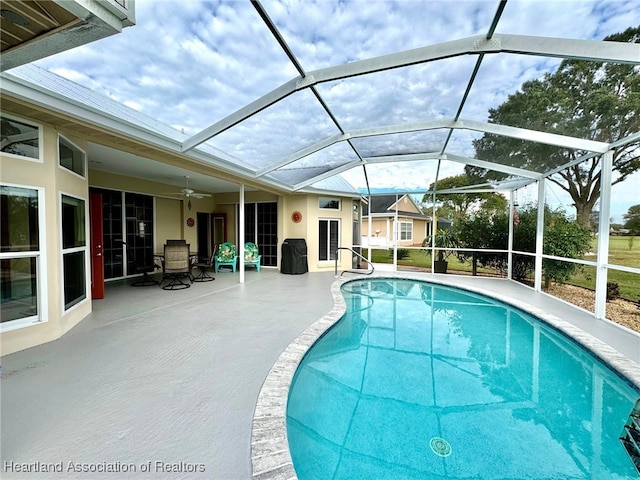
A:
[244,242,262,271]
[214,242,238,273]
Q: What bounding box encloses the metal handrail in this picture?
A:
[334,247,375,277]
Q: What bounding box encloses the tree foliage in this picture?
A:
[623,204,640,234]
[421,174,507,220]
[453,203,592,286]
[467,26,640,228]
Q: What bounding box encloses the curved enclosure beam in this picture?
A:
[181,34,639,153]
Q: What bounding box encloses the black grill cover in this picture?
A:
[281,238,308,274]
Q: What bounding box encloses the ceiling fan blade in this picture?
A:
[191,193,211,198]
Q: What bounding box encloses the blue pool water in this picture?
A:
[286,279,639,479]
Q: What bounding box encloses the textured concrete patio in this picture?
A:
[2,268,639,480]
[1,269,337,480]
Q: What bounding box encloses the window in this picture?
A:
[319,219,340,261]
[319,197,341,210]
[58,135,86,177]
[61,194,86,310]
[399,221,413,241]
[1,185,41,327]
[0,115,41,160]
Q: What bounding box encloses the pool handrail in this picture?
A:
[334,247,375,277]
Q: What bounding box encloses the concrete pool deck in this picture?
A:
[1,269,639,480]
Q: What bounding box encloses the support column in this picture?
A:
[239,184,245,284]
[508,190,515,280]
[594,151,613,319]
[534,180,545,291]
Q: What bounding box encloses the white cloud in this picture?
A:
[30,0,639,194]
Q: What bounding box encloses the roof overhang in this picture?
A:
[1,0,136,72]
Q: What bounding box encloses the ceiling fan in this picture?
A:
[165,176,211,199]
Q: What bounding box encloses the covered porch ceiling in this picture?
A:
[1,0,639,198]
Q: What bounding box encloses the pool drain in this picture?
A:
[430,437,452,457]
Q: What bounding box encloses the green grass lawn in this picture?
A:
[364,236,640,301]
[364,248,502,276]
[575,235,640,301]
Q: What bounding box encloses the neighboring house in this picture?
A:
[361,194,433,247]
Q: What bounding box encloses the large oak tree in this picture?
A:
[467,26,640,228]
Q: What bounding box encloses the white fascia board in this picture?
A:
[59,0,136,29]
[446,153,542,180]
[1,6,132,71]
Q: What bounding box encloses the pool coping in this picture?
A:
[250,273,640,479]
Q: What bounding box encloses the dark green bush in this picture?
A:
[390,248,411,260]
[606,282,620,301]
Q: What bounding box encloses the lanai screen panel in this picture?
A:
[268,141,359,187]
[264,0,499,70]
[315,60,474,131]
[203,89,340,169]
[443,129,485,159]
[350,130,449,158]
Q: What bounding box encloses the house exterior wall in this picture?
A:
[1,120,92,355]
[362,217,430,247]
[89,170,215,250]
[1,113,358,354]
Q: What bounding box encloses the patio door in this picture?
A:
[89,192,104,299]
[238,202,277,267]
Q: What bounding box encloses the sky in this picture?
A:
[29,0,640,222]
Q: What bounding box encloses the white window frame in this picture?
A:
[398,221,413,242]
[60,192,89,312]
[318,218,341,262]
[58,134,86,178]
[0,113,44,163]
[0,183,48,332]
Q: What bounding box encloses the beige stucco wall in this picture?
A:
[362,217,430,247]
[1,121,92,355]
[2,115,360,354]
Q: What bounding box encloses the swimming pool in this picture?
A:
[286,278,639,479]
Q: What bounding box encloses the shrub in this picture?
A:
[390,248,411,260]
[606,282,620,301]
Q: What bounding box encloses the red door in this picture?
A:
[90,192,105,299]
